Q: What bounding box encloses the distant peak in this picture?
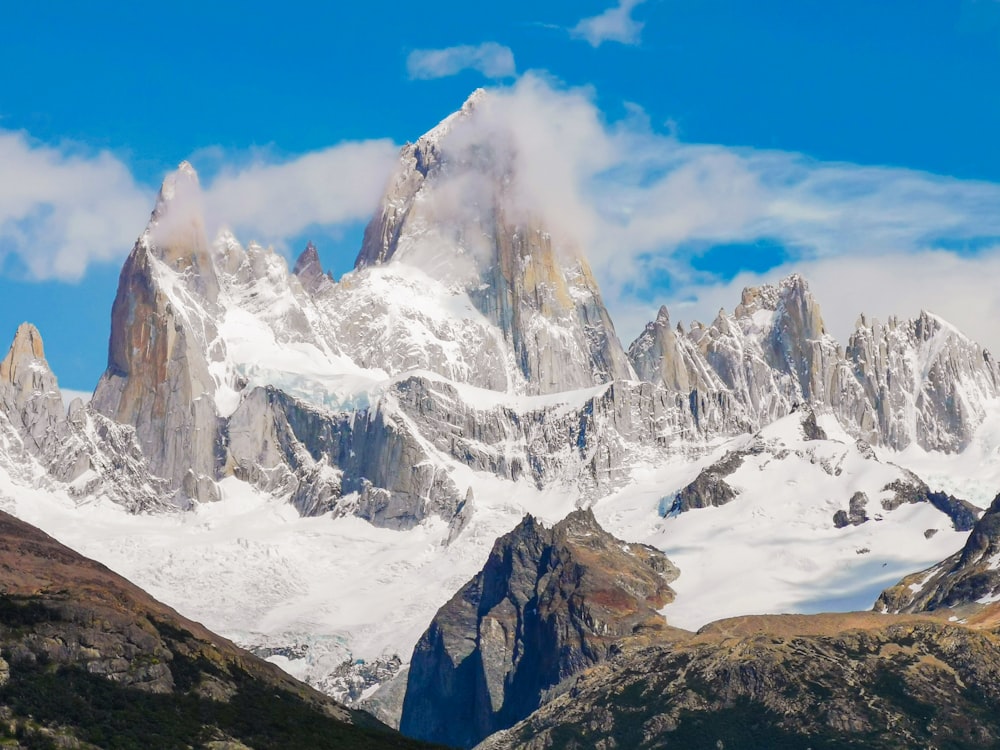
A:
[293,242,324,285]
[734,274,816,320]
[914,309,964,340]
[11,322,44,360]
[413,88,492,153]
[294,241,319,267]
[780,272,808,291]
[1,322,49,385]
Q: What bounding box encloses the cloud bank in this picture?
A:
[407,43,516,80]
[0,132,153,280]
[203,140,400,247]
[5,72,1000,356]
[572,0,648,46]
[0,132,400,281]
[436,74,1000,351]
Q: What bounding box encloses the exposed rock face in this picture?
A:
[847,311,1000,451]
[227,385,463,528]
[91,164,225,504]
[400,509,679,748]
[629,276,1000,453]
[357,90,635,394]
[0,510,432,749]
[387,377,743,501]
[878,492,1000,614]
[480,613,1000,750]
[689,275,858,428]
[668,451,743,514]
[879,475,979,531]
[292,241,333,294]
[834,491,870,528]
[0,323,65,455]
[629,305,727,395]
[0,324,168,512]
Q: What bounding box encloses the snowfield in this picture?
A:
[3,399,997,702]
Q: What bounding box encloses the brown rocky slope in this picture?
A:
[480,611,1000,749]
[0,509,442,749]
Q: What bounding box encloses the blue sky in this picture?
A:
[3,0,1000,390]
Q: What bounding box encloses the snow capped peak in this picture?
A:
[293,241,321,277]
[155,160,201,207]
[410,87,491,154]
[354,91,634,393]
[734,273,812,319]
[176,159,199,179]
[138,161,219,304]
[914,309,965,341]
[463,87,489,111]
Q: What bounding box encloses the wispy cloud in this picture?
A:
[572,0,648,47]
[430,74,1000,350]
[0,131,153,280]
[407,43,516,81]
[202,140,399,248]
[0,132,400,281]
[7,73,1000,357]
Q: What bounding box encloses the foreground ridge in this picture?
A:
[480,612,1000,749]
[0,509,441,748]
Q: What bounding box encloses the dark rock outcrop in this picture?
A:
[834,491,870,528]
[399,509,679,748]
[878,492,1000,614]
[880,475,979,531]
[667,450,744,515]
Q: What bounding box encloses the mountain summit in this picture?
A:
[92,162,226,504]
[358,90,634,393]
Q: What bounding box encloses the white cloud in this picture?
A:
[6,72,1000,362]
[0,131,153,280]
[202,140,400,248]
[572,0,648,46]
[407,43,516,81]
[426,74,1000,352]
[0,132,400,281]
[657,249,1000,357]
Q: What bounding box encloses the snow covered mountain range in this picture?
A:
[3,90,1000,730]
